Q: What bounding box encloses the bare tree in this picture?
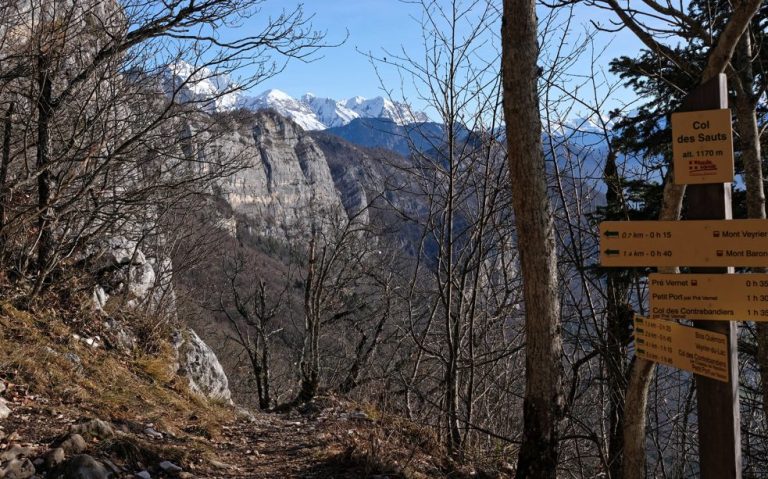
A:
[366,0,532,459]
[501,0,565,475]
[215,253,289,409]
[296,203,377,403]
[0,0,329,299]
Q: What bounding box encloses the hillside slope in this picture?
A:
[0,299,497,478]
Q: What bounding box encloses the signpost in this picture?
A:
[650,273,768,321]
[634,315,729,382]
[671,108,734,184]
[599,75,740,478]
[678,75,740,479]
[599,219,768,267]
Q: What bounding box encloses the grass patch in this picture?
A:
[0,300,233,443]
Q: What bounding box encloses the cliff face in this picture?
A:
[203,110,350,240]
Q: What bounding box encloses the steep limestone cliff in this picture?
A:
[190,110,351,240]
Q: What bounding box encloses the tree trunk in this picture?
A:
[502,1,563,476]
[258,329,271,409]
[731,28,768,425]
[298,233,319,403]
[622,358,655,478]
[35,58,56,278]
[603,152,633,478]
[339,301,389,394]
[0,101,13,256]
[606,280,632,478]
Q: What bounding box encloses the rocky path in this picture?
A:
[0,392,459,479]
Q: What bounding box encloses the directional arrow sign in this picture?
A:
[634,315,729,382]
[599,219,768,267]
[650,273,768,321]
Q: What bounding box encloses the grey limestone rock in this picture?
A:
[71,419,114,440]
[91,286,109,311]
[0,445,32,463]
[104,318,136,352]
[143,427,163,440]
[159,461,182,474]
[194,110,348,241]
[1,458,35,479]
[44,448,66,469]
[175,330,232,402]
[59,433,87,455]
[0,398,9,420]
[92,237,146,271]
[62,455,110,479]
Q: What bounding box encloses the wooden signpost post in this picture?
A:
[679,75,740,479]
[599,74,741,478]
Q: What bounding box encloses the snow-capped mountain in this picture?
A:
[241,90,430,130]
[344,96,429,125]
[302,94,358,128]
[163,62,429,130]
[164,62,241,112]
[237,90,327,130]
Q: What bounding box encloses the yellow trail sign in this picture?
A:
[600,219,768,267]
[634,315,729,382]
[671,108,734,184]
[650,273,768,321]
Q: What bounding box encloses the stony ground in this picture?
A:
[0,388,488,479]
[0,301,506,478]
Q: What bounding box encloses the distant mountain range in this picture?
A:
[165,62,430,130]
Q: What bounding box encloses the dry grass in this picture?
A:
[0,300,232,451]
[0,298,505,478]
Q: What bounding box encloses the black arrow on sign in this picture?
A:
[604,249,620,256]
[603,230,619,238]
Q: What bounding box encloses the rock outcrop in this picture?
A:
[221,111,343,239]
[87,238,232,404]
[174,329,232,403]
[186,110,350,241]
[88,236,174,315]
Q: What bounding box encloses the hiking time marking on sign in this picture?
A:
[650,273,768,321]
[634,315,729,382]
[599,219,768,267]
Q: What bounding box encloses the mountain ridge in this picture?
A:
[165,62,430,130]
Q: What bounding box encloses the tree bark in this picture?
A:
[298,233,319,403]
[0,102,13,239]
[35,57,56,281]
[502,1,563,476]
[603,151,633,479]
[731,25,768,426]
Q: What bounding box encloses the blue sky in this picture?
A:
[222,1,643,116]
[236,1,429,99]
